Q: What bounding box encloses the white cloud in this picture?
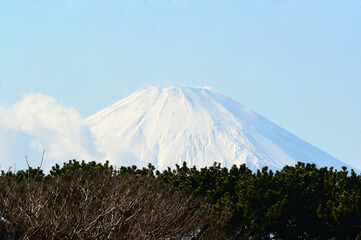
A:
[0,94,99,172]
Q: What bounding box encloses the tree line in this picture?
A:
[1,160,361,239]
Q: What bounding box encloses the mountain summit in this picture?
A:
[86,86,351,171]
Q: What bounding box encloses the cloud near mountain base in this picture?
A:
[0,94,99,171]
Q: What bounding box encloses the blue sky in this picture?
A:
[1,1,361,170]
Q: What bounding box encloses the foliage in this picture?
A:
[157,162,361,239]
[1,160,361,239]
[0,161,206,239]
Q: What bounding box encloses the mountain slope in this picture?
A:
[86,86,352,171]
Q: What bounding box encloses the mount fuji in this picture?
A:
[85,86,352,172]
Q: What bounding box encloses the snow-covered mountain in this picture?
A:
[86,86,352,171]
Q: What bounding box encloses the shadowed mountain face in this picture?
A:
[86,86,352,171]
